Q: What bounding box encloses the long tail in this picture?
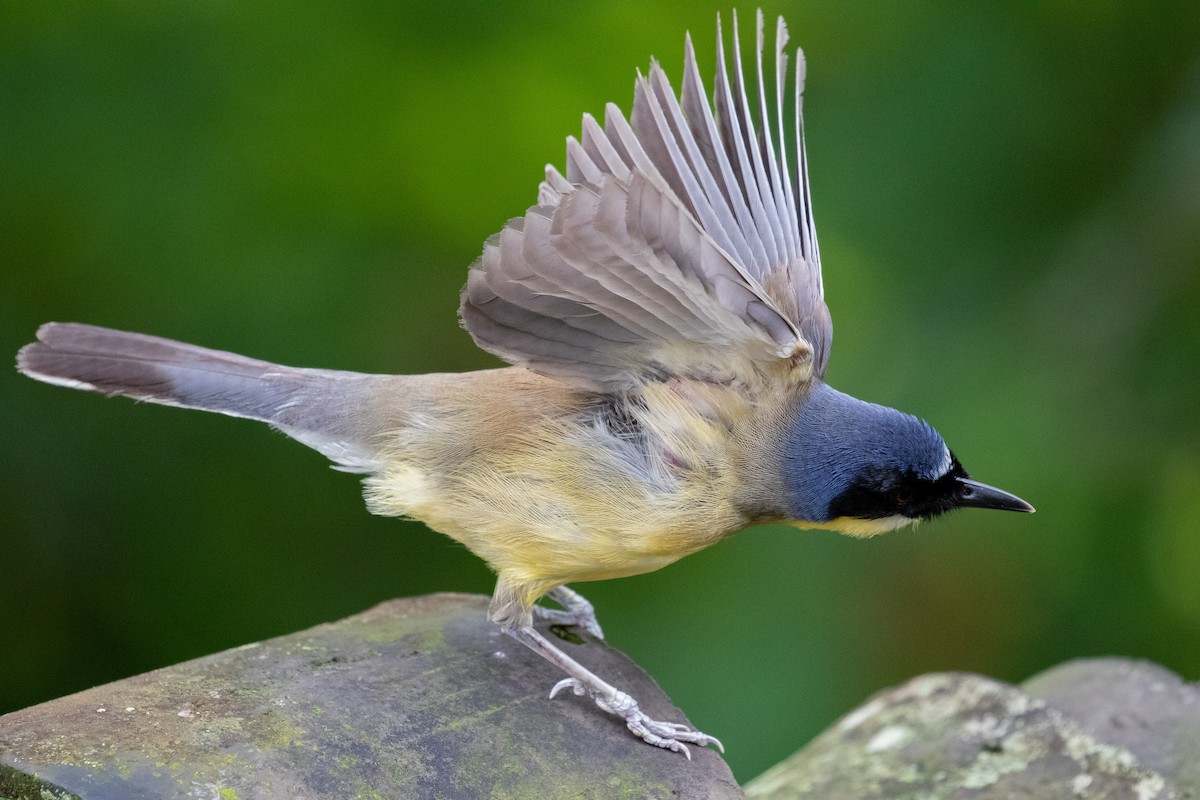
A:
[17,322,394,472]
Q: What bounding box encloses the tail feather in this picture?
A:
[19,323,303,422]
[18,322,391,472]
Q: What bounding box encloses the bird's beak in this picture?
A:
[956,479,1035,513]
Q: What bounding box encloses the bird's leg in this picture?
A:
[501,622,723,759]
[534,585,604,639]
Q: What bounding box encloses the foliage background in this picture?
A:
[3,1,1199,782]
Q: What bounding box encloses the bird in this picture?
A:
[16,9,1033,758]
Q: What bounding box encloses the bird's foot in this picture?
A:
[549,678,723,759]
[501,588,719,756]
[535,585,604,639]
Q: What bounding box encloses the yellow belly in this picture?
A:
[359,371,756,598]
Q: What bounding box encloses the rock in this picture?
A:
[0,593,741,800]
[743,667,1182,800]
[1023,657,1200,792]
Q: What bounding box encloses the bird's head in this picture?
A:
[782,383,1033,536]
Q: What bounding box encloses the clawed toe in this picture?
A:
[549,677,585,699]
[535,607,605,639]
[547,676,722,757]
[536,586,606,639]
[508,620,721,757]
[633,714,725,755]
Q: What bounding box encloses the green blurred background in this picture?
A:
[3,1,1199,783]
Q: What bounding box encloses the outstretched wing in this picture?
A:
[460,10,831,393]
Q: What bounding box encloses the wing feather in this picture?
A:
[461,10,831,391]
[638,63,754,275]
[680,34,773,280]
[581,113,633,181]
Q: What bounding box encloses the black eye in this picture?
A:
[894,489,912,505]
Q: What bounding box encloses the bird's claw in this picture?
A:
[535,588,605,639]
[548,678,723,757]
[535,607,604,639]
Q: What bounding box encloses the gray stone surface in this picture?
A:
[1023,657,1200,793]
[0,593,740,800]
[744,667,1183,800]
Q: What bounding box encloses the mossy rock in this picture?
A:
[0,593,740,800]
[744,659,1199,799]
